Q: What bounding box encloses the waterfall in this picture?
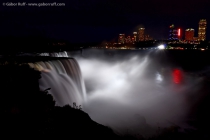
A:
[39,51,71,57]
[28,57,86,107]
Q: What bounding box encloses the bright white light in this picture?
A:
[156,72,163,83]
[158,45,165,49]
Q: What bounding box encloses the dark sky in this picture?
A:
[0,0,210,42]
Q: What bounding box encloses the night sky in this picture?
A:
[1,0,210,42]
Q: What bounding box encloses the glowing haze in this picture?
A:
[38,50,205,137]
[75,50,204,136]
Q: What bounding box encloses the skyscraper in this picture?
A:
[133,32,137,42]
[169,24,178,41]
[138,28,145,41]
[144,35,153,41]
[118,34,125,44]
[177,28,181,40]
[185,28,194,41]
[198,19,207,41]
[125,36,132,43]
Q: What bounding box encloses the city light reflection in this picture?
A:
[173,69,182,84]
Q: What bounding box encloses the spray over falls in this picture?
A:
[23,50,207,136]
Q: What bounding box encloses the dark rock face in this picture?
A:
[0,62,120,140]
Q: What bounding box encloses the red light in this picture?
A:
[178,29,181,36]
[172,69,182,84]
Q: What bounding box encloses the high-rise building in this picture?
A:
[133,32,137,42]
[177,28,181,40]
[118,34,125,44]
[145,35,153,41]
[131,37,135,43]
[125,36,132,43]
[198,19,207,41]
[185,28,194,41]
[169,24,178,41]
[138,28,145,41]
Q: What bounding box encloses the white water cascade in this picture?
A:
[39,51,71,57]
[28,57,86,106]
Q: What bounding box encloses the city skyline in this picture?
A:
[0,0,210,43]
[115,19,207,43]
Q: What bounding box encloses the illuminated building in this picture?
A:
[138,28,145,41]
[144,35,153,41]
[131,37,135,43]
[118,34,125,44]
[169,24,178,41]
[133,32,137,42]
[185,28,194,41]
[193,37,198,41]
[198,19,207,41]
[145,35,149,41]
[125,36,132,43]
[177,28,181,40]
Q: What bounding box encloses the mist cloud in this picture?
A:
[76,51,204,136]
